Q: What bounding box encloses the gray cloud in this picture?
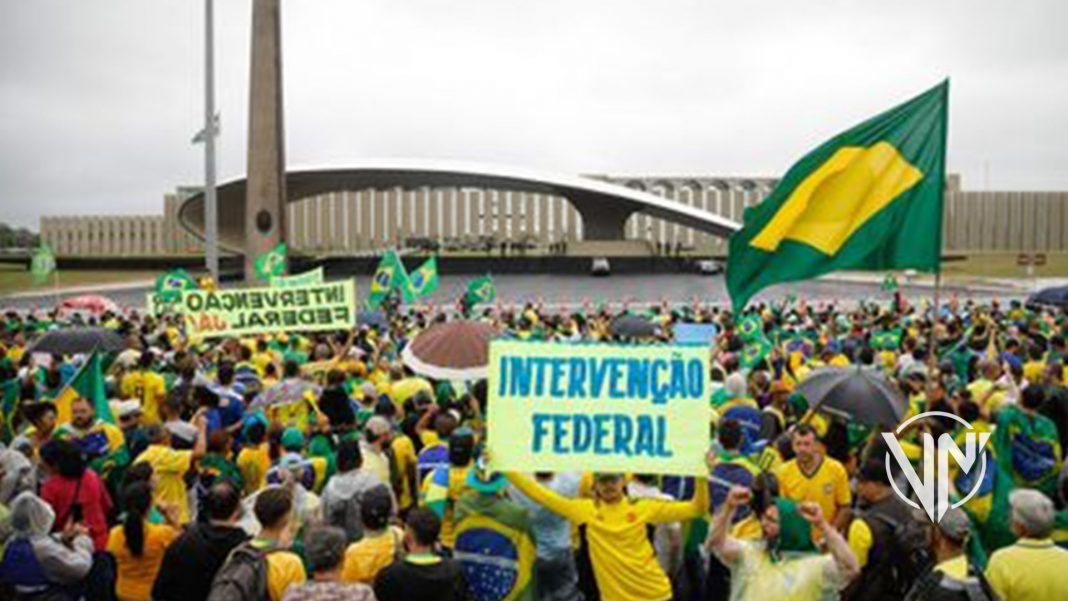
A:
[1,0,1066,230]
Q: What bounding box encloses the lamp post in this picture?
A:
[197,0,220,281]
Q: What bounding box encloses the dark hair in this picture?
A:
[217,361,235,386]
[205,481,242,521]
[124,462,154,488]
[194,385,220,409]
[39,439,86,479]
[283,359,300,378]
[792,423,818,440]
[303,526,347,573]
[1021,385,1046,411]
[123,481,152,557]
[717,419,743,451]
[957,400,981,424]
[857,458,892,486]
[360,485,394,532]
[245,420,267,445]
[405,508,442,547]
[254,486,293,529]
[749,472,780,517]
[448,432,475,467]
[336,439,363,473]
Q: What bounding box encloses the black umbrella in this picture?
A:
[1027,285,1068,309]
[796,366,906,428]
[610,313,659,338]
[27,327,125,355]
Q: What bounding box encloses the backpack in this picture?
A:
[207,542,274,601]
[864,509,934,598]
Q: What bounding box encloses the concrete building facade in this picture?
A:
[40,174,1068,256]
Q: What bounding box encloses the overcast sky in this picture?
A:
[1,0,1066,230]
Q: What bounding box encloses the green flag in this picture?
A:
[881,273,899,292]
[739,336,773,370]
[367,249,410,308]
[727,81,948,310]
[404,256,440,301]
[254,242,287,281]
[54,351,113,424]
[1,379,19,445]
[155,268,198,302]
[30,242,56,284]
[465,274,496,305]
[737,314,764,343]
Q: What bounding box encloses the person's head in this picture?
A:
[360,485,394,532]
[9,492,55,537]
[404,508,441,551]
[39,439,86,479]
[717,419,743,452]
[122,481,153,557]
[1021,384,1046,412]
[930,507,970,559]
[205,480,243,523]
[447,431,475,467]
[23,401,57,433]
[144,423,170,447]
[335,439,363,474]
[791,424,820,464]
[433,411,459,439]
[1009,488,1056,539]
[124,461,156,491]
[254,486,293,535]
[364,416,392,447]
[217,361,235,386]
[593,473,625,504]
[855,458,893,502]
[750,472,781,542]
[280,427,305,453]
[725,372,747,399]
[303,526,348,577]
[283,359,300,378]
[70,396,95,429]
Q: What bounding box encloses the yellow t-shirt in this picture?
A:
[341,526,404,584]
[935,555,969,580]
[775,456,851,529]
[718,540,845,601]
[419,430,441,449]
[985,538,1068,601]
[120,370,166,424]
[252,351,275,376]
[966,379,1006,414]
[107,522,179,601]
[1023,360,1047,385]
[360,444,391,487]
[236,443,271,496]
[134,445,194,523]
[264,549,307,601]
[420,466,473,549]
[391,435,417,510]
[507,473,706,601]
[847,518,873,567]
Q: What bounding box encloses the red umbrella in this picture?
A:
[401,320,497,380]
[59,294,119,315]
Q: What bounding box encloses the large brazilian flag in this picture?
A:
[727,81,948,310]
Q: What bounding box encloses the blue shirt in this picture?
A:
[509,472,579,559]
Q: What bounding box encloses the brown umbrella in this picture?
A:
[401,320,497,380]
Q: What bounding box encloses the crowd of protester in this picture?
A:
[0,291,1066,601]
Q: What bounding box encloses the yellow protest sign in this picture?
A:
[270,266,325,288]
[487,340,710,476]
[175,279,357,338]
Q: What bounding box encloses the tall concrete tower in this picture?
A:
[244,0,287,280]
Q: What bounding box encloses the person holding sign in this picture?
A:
[502,455,711,601]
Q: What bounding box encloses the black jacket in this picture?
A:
[151,521,249,601]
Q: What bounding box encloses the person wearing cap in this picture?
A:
[133,410,207,524]
[278,427,330,493]
[844,458,928,601]
[236,412,271,495]
[504,459,709,601]
[985,489,1068,601]
[361,416,395,490]
[452,462,537,601]
[119,351,166,425]
[341,484,404,584]
[760,381,793,442]
[901,507,985,601]
[114,399,149,458]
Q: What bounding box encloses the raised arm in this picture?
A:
[705,485,748,565]
[647,473,710,524]
[504,472,592,524]
[799,502,859,582]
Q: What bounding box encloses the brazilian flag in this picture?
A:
[464,274,497,305]
[404,256,440,302]
[453,494,536,601]
[155,268,198,302]
[367,249,410,308]
[737,314,764,343]
[727,81,948,310]
[253,242,287,281]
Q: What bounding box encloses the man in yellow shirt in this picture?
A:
[986,489,1068,601]
[236,414,271,496]
[134,413,207,524]
[120,352,166,424]
[504,466,709,601]
[967,359,1007,418]
[776,424,852,533]
[250,486,307,601]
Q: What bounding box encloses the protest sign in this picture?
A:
[145,292,177,317]
[270,266,325,288]
[674,323,719,345]
[487,340,710,476]
[175,279,356,338]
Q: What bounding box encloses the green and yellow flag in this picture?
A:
[254,242,287,281]
[367,249,410,308]
[155,268,198,302]
[404,256,440,301]
[727,81,948,310]
[30,242,56,285]
[464,274,496,305]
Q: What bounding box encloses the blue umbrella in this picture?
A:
[1027,285,1068,309]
